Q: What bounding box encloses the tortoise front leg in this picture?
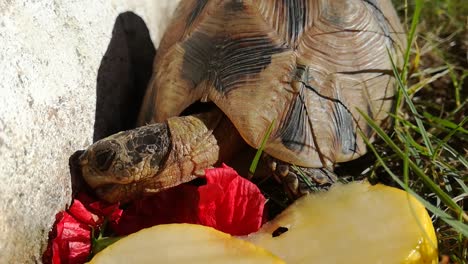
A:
[265,156,337,198]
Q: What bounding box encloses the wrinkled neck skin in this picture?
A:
[80,108,245,203]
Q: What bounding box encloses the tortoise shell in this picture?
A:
[138,0,405,168]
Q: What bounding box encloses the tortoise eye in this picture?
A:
[95,149,116,171]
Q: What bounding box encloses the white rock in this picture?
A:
[0,0,180,262]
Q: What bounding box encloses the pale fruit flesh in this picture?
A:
[88,224,284,264]
[88,182,438,264]
[245,182,438,264]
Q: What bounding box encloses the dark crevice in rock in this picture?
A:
[68,150,90,197]
[93,11,156,142]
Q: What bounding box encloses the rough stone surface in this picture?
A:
[0,0,180,262]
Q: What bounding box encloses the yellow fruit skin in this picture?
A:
[245,182,438,264]
[383,185,438,264]
[88,223,284,264]
[89,183,438,264]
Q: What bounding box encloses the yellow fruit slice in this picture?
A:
[245,182,437,264]
[88,223,284,264]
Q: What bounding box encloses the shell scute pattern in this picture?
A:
[138,0,405,168]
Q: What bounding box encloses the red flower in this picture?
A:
[113,164,266,236]
[112,184,200,235]
[197,164,266,235]
[75,193,122,225]
[67,199,99,226]
[48,211,91,264]
[44,165,266,263]
[43,196,122,264]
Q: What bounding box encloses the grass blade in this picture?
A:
[359,129,468,237]
[423,113,468,135]
[389,52,435,156]
[249,119,276,176]
[392,114,468,168]
[358,109,466,221]
[402,0,423,80]
[291,164,316,191]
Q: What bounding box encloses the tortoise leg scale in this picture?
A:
[265,155,337,198]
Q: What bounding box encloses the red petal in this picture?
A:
[113,184,199,235]
[45,195,121,264]
[74,193,122,226]
[67,241,91,264]
[74,193,96,208]
[198,164,266,235]
[89,201,122,224]
[68,200,99,226]
[52,212,91,264]
[51,241,61,264]
[112,164,265,236]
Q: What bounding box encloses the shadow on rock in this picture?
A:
[70,12,156,196]
[68,150,90,197]
[93,11,156,142]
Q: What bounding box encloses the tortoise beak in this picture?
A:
[78,151,89,166]
[78,147,126,189]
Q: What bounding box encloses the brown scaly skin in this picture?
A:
[80,110,231,202]
[265,156,337,198]
[80,108,336,203]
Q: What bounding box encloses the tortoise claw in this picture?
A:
[265,156,337,199]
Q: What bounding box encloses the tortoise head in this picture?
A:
[79,112,225,203]
[79,123,171,202]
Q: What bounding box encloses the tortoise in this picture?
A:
[79,0,405,203]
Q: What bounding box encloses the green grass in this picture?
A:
[249,119,276,177]
[368,0,468,261]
